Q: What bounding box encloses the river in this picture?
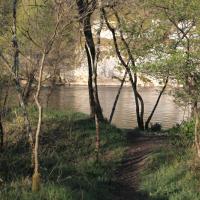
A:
[42,85,187,129]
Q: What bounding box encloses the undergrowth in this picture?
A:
[139,120,200,200]
[0,107,126,200]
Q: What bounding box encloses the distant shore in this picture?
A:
[53,81,181,88]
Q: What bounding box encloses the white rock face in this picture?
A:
[60,23,177,87]
[60,55,123,85]
[60,54,167,87]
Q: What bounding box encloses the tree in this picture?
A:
[148,0,200,156]
[20,1,76,191]
[109,70,128,123]
[76,0,104,121]
[103,2,171,130]
[0,0,77,190]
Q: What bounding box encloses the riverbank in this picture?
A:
[51,80,181,88]
[138,122,200,200]
[0,108,127,200]
[139,145,200,200]
[113,133,167,200]
[116,122,200,200]
[0,109,199,200]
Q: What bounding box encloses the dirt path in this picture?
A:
[113,132,167,200]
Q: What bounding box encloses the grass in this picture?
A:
[0,107,126,200]
[2,108,200,200]
[139,121,200,200]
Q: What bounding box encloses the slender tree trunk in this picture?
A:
[94,0,103,161]
[31,7,60,190]
[84,13,103,121]
[145,77,169,130]
[114,10,145,130]
[12,0,33,147]
[109,71,127,123]
[93,1,104,122]
[133,73,144,130]
[86,39,101,161]
[83,0,104,161]
[32,53,46,192]
[85,43,96,118]
[76,0,104,121]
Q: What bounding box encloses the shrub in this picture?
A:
[150,122,162,132]
[169,120,195,149]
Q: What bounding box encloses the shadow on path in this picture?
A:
[113,130,167,200]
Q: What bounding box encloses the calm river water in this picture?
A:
[42,86,186,129]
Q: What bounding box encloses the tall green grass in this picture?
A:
[0,108,126,200]
[139,120,200,200]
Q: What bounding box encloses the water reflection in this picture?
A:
[42,86,185,129]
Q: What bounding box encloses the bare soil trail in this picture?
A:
[113,132,167,200]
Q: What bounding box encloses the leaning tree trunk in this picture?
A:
[114,9,145,130]
[145,76,169,130]
[109,71,127,123]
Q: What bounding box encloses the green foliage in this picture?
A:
[0,109,126,200]
[1,182,74,200]
[169,120,195,149]
[139,118,200,200]
[140,146,200,200]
